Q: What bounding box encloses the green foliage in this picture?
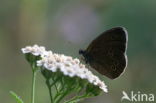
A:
[25,53,41,69]
[86,84,102,96]
[10,91,24,103]
[41,68,102,103]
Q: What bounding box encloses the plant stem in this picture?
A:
[52,77,59,93]
[46,80,54,103]
[31,71,37,103]
[55,86,76,103]
[55,92,67,103]
[65,94,91,103]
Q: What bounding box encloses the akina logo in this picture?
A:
[121,91,155,102]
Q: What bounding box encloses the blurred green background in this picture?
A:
[0,0,156,103]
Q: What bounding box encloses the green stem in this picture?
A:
[51,77,62,87]
[54,87,64,100]
[52,77,59,93]
[48,85,53,103]
[31,71,37,103]
[55,86,77,103]
[55,90,69,103]
[46,80,54,103]
[65,94,91,103]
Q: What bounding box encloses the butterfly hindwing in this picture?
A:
[86,27,128,79]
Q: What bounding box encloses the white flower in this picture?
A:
[22,45,108,93]
[21,44,46,56]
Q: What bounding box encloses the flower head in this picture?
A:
[21,45,108,93]
[21,44,46,56]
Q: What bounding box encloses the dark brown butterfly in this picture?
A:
[79,27,128,79]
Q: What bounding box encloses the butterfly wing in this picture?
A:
[86,27,128,79]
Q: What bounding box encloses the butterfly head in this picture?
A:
[79,49,86,61]
[79,49,92,64]
[79,49,85,55]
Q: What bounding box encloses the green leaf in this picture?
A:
[10,91,24,103]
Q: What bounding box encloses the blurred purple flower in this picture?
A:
[56,3,101,44]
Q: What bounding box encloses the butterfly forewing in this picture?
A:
[86,27,128,79]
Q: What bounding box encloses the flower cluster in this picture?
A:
[21,45,46,56]
[21,45,108,93]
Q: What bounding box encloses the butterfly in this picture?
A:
[79,27,128,79]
